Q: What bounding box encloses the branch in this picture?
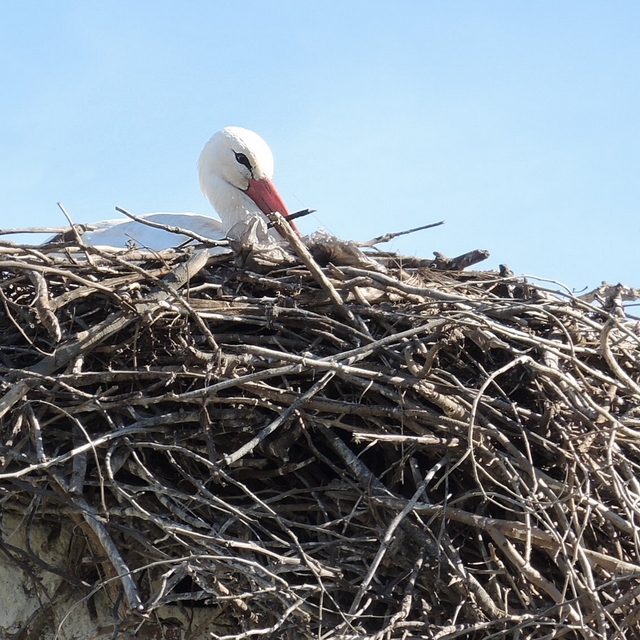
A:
[357,220,445,247]
[114,206,229,246]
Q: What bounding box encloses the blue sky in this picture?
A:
[1,1,638,292]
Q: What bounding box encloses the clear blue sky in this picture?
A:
[1,1,638,292]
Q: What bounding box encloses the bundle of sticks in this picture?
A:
[0,224,639,639]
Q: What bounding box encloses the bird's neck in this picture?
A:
[202,176,283,244]
[203,176,264,233]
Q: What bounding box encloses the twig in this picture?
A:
[268,211,371,335]
[432,248,490,270]
[223,371,335,465]
[357,220,445,247]
[0,227,77,235]
[266,208,315,228]
[115,205,229,246]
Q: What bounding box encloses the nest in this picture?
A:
[1,224,640,639]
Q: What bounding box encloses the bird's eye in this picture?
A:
[234,152,252,171]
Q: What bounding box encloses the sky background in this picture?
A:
[1,1,638,293]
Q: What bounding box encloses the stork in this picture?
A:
[80,126,299,249]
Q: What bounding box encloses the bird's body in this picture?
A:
[77,126,298,250]
[81,212,224,248]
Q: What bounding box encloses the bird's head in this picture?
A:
[198,126,299,235]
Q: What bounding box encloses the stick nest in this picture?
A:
[1,235,640,639]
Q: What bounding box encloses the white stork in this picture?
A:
[80,126,299,249]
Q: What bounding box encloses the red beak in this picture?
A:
[245,177,301,235]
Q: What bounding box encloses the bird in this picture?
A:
[79,126,299,249]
